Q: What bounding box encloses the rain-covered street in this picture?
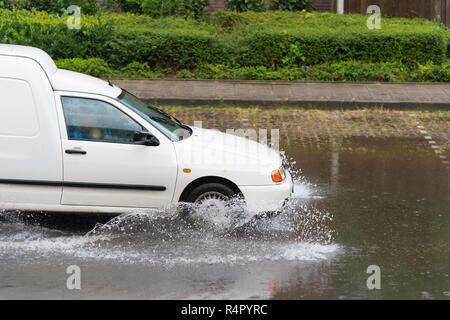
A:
[1,129,449,299]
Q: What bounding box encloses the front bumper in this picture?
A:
[239,172,294,213]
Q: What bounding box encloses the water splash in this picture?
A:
[0,145,338,266]
[0,199,338,267]
[280,149,302,181]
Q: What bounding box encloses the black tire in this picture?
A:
[185,183,237,203]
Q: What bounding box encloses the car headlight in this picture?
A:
[271,167,286,183]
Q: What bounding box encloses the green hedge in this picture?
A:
[224,0,266,12]
[272,0,314,11]
[238,28,446,67]
[0,9,113,58]
[1,9,448,81]
[55,57,112,77]
[55,58,450,82]
[105,26,224,69]
[179,61,450,82]
[223,11,447,66]
[55,58,164,78]
[0,0,100,14]
[107,11,446,69]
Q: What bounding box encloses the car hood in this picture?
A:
[173,127,283,185]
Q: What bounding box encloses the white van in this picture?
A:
[0,44,293,215]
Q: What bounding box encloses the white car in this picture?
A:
[0,44,293,215]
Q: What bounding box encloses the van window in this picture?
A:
[61,97,143,143]
[0,78,39,137]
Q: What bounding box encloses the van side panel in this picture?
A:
[0,56,63,207]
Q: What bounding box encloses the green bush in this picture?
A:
[238,24,446,67]
[1,9,447,81]
[182,0,209,21]
[117,61,164,78]
[107,12,446,71]
[0,9,114,59]
[411,61,450,82]
[107,0,207,20]
[55,58,165,78]
[209,9,248,32]
[271,0,313,11]
[54,57,450,82]
[114,0,144,13]
[182,61,408,81]
[209,11,447,66]
[0,0,99,15]
[105,25,224,69]
[55,58,112,77]
[141,0,180,17]
[177,61,450,82]
[444,28,450,57]
[224,0,266,12]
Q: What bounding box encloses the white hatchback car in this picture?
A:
[0,44,293,215]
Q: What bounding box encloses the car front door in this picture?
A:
[55,92,178,208]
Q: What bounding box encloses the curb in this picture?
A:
[140,98,450,110]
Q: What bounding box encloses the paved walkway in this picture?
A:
[112,79,450,109]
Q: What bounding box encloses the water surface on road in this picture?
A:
[0,136,448,299]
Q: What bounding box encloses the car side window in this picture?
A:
[61,97,144,143]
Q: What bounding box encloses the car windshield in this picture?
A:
[117,90,192,142]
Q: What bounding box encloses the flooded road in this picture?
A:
[0,133,449,299]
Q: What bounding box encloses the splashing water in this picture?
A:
[0,197,338,267]
[0,150,338,266]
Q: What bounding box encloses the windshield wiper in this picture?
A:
[153,107,184,126]
[150,116,177,125]
[151,116,192,138]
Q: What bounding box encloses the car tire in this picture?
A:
[185,183,237,203]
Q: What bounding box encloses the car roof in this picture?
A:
[51,69,122,98]
[0,44,121,98]
[0,44,58,76]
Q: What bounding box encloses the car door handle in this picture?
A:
[65,149,87,155]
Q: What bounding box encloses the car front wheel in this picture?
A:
[183,183,246,227]
[185,183,236,204]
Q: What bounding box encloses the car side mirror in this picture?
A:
[133,131,160,146]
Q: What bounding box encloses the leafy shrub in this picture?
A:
[1,9,447,79]
[55,58,112,77]
[224,0,266,12]
[271,0,313,11]
[444,28,450,57]
[209,9,248,32]
[106,0,207,20]
[114,0,145,13]
[105,25,225,69]
[0,0,99,15]
[54,57,450,82]
[181,61,436,82]
[182,0,209,21]
[410,61,450,82]
[141,0,180,17]
[0,9,114,59]
[238,23,446,67]
[117,61,163,78]
[175,69,195,78]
